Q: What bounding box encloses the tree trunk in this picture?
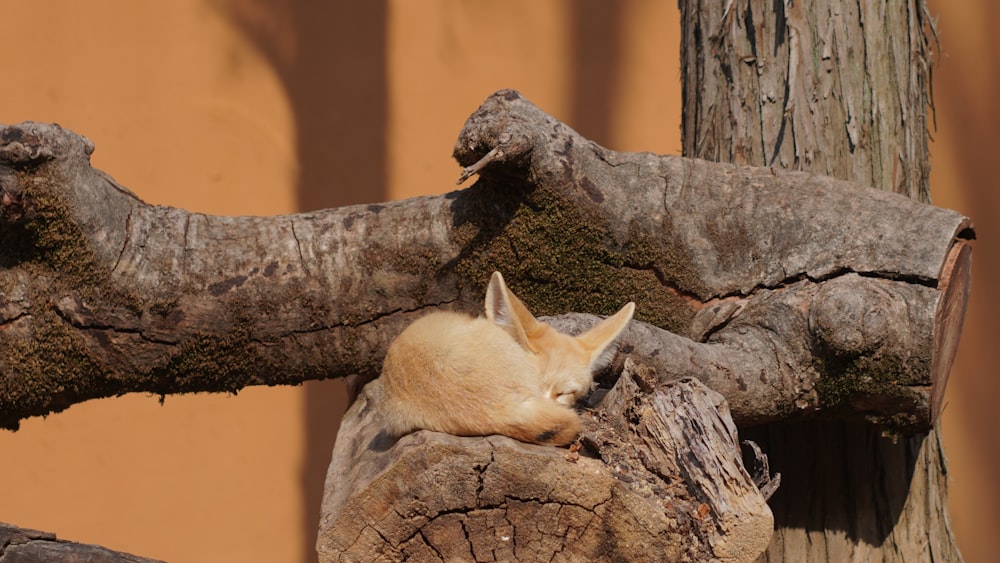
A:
[679,0,964,560]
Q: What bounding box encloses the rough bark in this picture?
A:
[0,522,162,562]
[679,0,964,560]
[0,95,970,432]
[318,361,772,562]
[681,0,933,201]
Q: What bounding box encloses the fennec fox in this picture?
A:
[380,272,635,446]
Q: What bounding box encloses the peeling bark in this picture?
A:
[681,0,934,201]
[679,0,964,560]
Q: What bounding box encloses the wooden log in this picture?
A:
[0,92,971,434]
[547,263,967,430]
[453,91,972,431]
[0,522,162,562]
[317,360,773,562]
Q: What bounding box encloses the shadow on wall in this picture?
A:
[568,0,625,148]
[221,1,630,561]
[220,1,387,562]
[222,0,389,212]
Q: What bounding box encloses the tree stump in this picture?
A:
[317,360,774,562]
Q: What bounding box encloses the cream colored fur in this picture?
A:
[380,272,635,446]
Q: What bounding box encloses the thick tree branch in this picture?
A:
[0,92,971,431]
[0,522,161,562]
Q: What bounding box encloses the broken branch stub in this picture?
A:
[317,361,773,562]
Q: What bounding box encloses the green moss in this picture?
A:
[19,175,106,288]
[451,178,696,332]
[0,311,107,429]
[1,170,157,314]
[813,351,928,430]
[148,296,181,318]
[153,331,259,394]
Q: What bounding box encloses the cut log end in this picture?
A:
[931,238,973,423]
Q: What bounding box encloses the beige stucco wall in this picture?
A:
[0,2,994,562]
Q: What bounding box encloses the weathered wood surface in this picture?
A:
[680,0,934,201]
[678,0,965,560]
[0,92,970,431]
[0,522,162,562]
[317,361,773,562]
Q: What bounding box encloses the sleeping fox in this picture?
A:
[380,272,635,446]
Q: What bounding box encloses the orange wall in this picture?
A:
[926,2,1000,561]
[0,2,993,562]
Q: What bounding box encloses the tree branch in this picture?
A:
[0,522,161,562]
[0,91,972,431]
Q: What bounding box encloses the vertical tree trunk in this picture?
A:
[680,1,962,560]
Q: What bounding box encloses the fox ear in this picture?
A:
[577,302,635,372]
[485,272,542,350]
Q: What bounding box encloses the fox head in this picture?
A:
[484,272,635,405]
